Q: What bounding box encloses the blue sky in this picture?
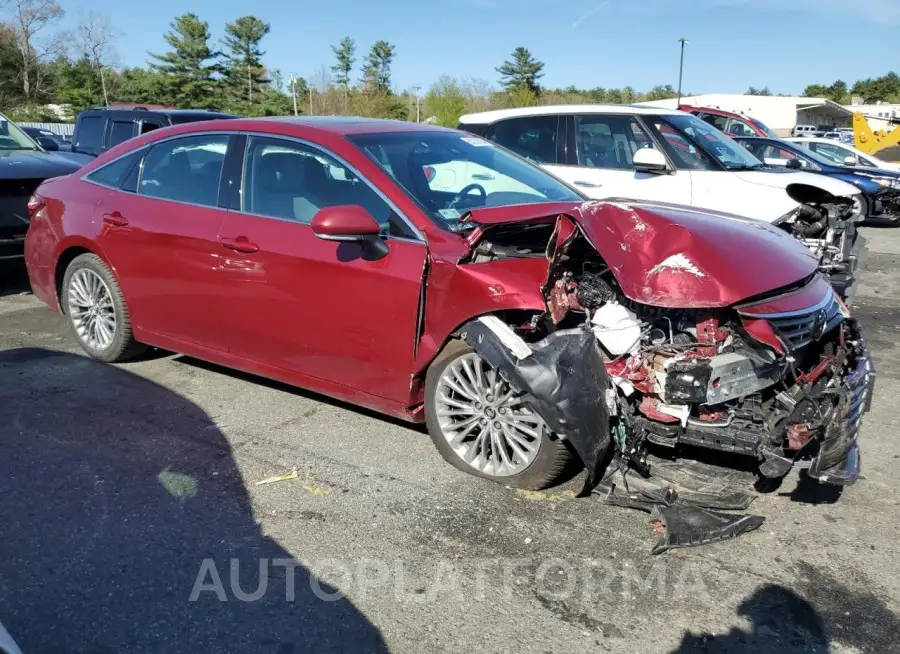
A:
[59,0,900,95]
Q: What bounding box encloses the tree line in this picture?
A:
[0,0,897,126]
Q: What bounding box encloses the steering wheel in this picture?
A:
[449,183,487,209]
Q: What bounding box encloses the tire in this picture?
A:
[424,340,571,490]
[61,253,146,362]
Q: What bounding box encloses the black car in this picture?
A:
[21,126,72,152]
[735,135,900,224]
[0,114,83,260]
[71,106,238,158]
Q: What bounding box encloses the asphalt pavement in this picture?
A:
[1,225,899,654]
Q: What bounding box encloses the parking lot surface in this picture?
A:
[1,226,899,654]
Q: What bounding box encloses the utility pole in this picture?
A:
[97,63,109,107]
[309,85,314,116]
[290,74,298,116]
[677,38,689,106]
[412,85,421,123]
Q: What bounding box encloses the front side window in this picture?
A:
[242,136,414,238]
[657,114,764,170]
[574,114,652,170]
[810,141,858,165]
[699,112,729,131]
[107,121,136,148]
[139,134,228,207]
[350,131,580,231]
[486,116,558,164]
[725,118,757,137]
[651,122,715,170]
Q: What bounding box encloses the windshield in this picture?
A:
[658,113,764,170]
[751,119,778,138]
[349,131,581,231]
[0,114,39,151]
[780,141,840,168]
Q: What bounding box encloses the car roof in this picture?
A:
[220,116,458,136]
[458,104,680,124]
[786,136,851,145]
[680,105,745,119]
[81,108,238,119]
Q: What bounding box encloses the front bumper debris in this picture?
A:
[806,343,874,485]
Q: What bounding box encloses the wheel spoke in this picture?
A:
[67,268,116,351]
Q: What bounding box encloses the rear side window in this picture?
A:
[74,116,104,155]
[106,121,136,149]
[84,150,144,188]
[486,116,558,164]
[139,135,229,207]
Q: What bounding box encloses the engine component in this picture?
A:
[663,359,712,403]
[575,270,616,309]
[705,352,783,405]
[592,303,642,356]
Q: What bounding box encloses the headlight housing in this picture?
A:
[871,177,900,189]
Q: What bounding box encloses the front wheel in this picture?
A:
[61,253,146,362]
[424,341,571,490]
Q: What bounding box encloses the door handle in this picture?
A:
[102,211,128,227]
[472,173,495,180]
[220,237,259,254]
[574,180,602,188]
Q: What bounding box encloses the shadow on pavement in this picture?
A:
[0,261,30,297]
[0,348,387,653]
[670,585,827,653]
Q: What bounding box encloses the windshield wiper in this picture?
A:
[726,163,765,171]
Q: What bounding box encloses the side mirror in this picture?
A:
[843,155,858,166]
[311,205,388,260]
[633,147,669,174]
[785,158,802,170]
[36,137,58,151]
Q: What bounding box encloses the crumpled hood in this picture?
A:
[559,200,819,308]
[463,200,820,308]
[733,169,859,198]
[0,149,82,180]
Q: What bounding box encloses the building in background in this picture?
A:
[847,98,899,132]
[637,94,853,136]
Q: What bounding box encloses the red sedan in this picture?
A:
[24,117,871,500]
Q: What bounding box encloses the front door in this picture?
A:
[544,113,692,205]
[216,135,427,404]
[93,133,231,350]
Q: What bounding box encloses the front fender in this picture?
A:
[412,257,548,377]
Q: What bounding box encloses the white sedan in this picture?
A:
[787,136,900,172]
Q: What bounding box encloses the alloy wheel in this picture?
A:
[67,268,117,351]
[434,352,546,476]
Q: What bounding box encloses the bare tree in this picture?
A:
[77,10,121,106]
[2,0,64,100]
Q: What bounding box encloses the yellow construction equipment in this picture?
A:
[853,112,900,162]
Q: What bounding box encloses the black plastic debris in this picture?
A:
[462,320,611,494]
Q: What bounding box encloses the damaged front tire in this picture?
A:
[424,341,572,490]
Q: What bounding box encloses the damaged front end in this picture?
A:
[458,200,875,552]
[775,184,865,300]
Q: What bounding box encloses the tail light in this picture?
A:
[27,193,45,217]
[423,166,436,182]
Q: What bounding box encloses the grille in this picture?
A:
[761,290,843,350]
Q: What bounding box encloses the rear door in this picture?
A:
[549,113,691,203]
[92,132,232,350]
[215,134,427,403]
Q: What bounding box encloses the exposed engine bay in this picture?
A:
[777,184,863,300]
[458,202,875,553]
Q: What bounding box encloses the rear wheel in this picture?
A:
[424,341,571,489]
[62,253,146,362]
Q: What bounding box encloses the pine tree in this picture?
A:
[148,13,218,108]
[496,47,544,95]
[221,16,271,105]
[361,40,394,92]
[331,36,355,88]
